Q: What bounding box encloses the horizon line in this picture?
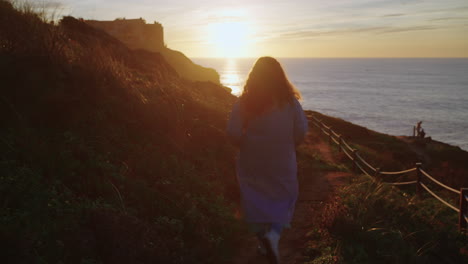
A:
[192,56,468,59]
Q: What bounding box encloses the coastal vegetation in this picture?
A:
[301,112,468,263]
[303,175,467,264]
[0,1,467,263]
[1,1,239,262]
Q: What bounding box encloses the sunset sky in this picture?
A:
[53,0,468,58]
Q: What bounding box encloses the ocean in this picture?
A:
[193,58,468,151]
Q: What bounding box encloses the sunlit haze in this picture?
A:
[55,0,467,58]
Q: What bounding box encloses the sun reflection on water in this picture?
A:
[220,59,244,96]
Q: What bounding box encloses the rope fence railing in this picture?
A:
[379,168,417,176]
[355,152,377,172]
[331,130,340,138]
[420,169,460,195]
[420,182,460,213]
[385,180,418,186]
[342,147,355,162]
[356,160,372,177]
[309,114,468,232]
[341,137,354,152]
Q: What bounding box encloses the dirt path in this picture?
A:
[230,119,351,264]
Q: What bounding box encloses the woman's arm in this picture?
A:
[293,99,308,146]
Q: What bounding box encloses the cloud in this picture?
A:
[378,25,438,34]
[429,16,468,21]
[382,13,406,17]
[421,5,468,14]
[278,25,439,40]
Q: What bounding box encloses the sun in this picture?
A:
[209,21,250,58]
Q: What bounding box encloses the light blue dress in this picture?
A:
[227,98,308,225]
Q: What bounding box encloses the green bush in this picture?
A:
[306,176,468,263]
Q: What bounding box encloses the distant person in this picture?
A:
[416,121,423,137]
[420,129,426,139]
[227,57,308,264]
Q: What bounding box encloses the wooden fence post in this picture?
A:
[375,167,381,179]
[416,163,422,198]
[459,188,468,232]
[328,127,333,145]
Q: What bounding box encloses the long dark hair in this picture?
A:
[240,56,301,122]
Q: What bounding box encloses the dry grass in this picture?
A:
[0,1,240,263]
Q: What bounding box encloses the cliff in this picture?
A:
[0,1,237,262]
[86,18,220,84]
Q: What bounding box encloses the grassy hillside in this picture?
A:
[0,1,240,263]
[160,47,221,84]
[301,112,468,264]
[310,110,468,188]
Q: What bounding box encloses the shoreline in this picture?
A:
[305,109,468,153]
[304,108,468,153]
[305,109,468,189]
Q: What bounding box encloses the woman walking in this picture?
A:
[227,57,308,264]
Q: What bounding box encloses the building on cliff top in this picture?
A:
[85,18,220,85]
[86,18,165,52]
